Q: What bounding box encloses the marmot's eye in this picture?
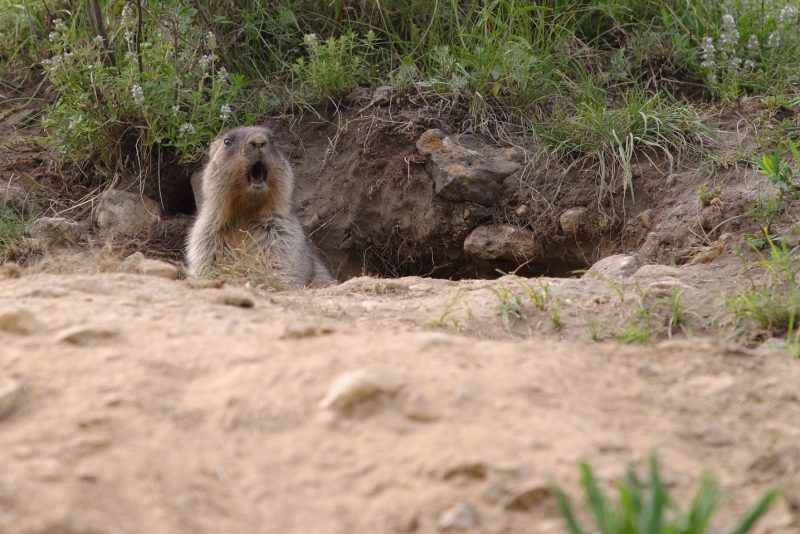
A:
[223,138,233,147]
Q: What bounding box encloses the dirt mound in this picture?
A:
[1,271,798,533]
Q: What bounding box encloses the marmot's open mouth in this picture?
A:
[248,161,267,187]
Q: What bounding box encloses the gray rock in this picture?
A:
[30,217,82,248]
[560,207,588,238]
[463,224,539,262]
[95,189,162,236]
[632,264,680,279]
[437,503,477,531]
[0,308,39,335]
[319,369,404,410]
[0,379,22,420]
[138,259,179,280]
[403,391,440,422]
[586,254,641,278]
[416,129,521,206]
[117,251,145,273]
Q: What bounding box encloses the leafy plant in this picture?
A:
[293,31,377,101]
[696,184,723,206]
[552,453,780,534]
[41,4,243,175]
[730,235,800,346]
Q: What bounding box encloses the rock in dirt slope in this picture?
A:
[1,267,800,534]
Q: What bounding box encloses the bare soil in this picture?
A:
[2,81,800,534]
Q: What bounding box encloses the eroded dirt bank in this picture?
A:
[1,271,799,534]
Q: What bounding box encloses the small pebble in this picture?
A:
[403,391,440,422]
[0,379,22,420]
[0,263,21,278]
[138,259,179,280]
[437,503,476,530]
[26,285,70,298]
[217,292,255,308]
[186,278,225,289]
[394,509,419,532]
[319,369,404,410]
[503,484,551,511]
[281,322,319,339]
[0,308,39,335]
[56,325,120,345]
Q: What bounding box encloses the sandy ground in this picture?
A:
[1,267,800,534]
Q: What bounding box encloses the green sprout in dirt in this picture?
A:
[730,234,800,354]
[515,278,550,311]
[425,290,464,328]
[745,139,800,245]
[491,284,529,336]
[552,453,780,534]
[696,184,723,207]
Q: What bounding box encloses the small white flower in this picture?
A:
[747,34,760,51]
[131,84,144,105]
[722,14,735,29]
[206,31,217,49]
[48,31,60,41]
[181,123,196,134]
[219,104,232,120]
[768,31,781,48]
[198,54,218,70]
[217,67,228,83]
[92,35,104,47]
[744,59,756,69]
[303,33,319,47]
[121,5,135,24]
[780,6,797,23]
[172,105,180,116]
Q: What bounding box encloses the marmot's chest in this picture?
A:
[217,215,283,253]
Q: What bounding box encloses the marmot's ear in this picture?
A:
[208,139,221,160]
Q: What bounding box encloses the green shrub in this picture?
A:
[42,3,243,175]
[293,31,377,101]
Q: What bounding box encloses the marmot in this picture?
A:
[186,126,335,288]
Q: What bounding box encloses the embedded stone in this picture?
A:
[463,224,540,262]
[416,129,521,206]
[95,189,162,236]
[30,217,82,248]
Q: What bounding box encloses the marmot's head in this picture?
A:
[204,126,293,216]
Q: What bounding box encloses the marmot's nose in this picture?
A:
[248,134,268,149]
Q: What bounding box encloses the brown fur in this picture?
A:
[186,126,335,288]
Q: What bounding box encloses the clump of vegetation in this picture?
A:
[293,31,378,102]
[41,4,243,176]
[552,453,780,534]
[730,235,800,348]
[0,207,31,256]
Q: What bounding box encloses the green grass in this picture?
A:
[0,207,31,255]
[552,453,780,534]
[4,0,800,203]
